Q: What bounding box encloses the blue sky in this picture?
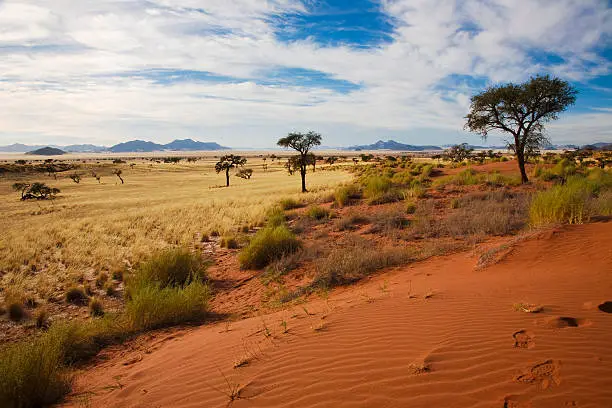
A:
[0,0,611,148]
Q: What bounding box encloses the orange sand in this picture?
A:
[63,221,612,408]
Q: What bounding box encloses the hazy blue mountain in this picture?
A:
[63,144,108,153]
[346,140,442,151]
[0,143,49,152]
[163,139,228,151]
[109,140,164,152]
[26,147,66,155]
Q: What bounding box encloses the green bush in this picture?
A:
[306,205,330,220]
[0,321,103,408]
[530,177,594,226]
[133,248,206,289]
[239,225,301,269]
[266,207,286,227]
[125,280,210,331]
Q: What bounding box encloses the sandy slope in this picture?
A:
[64,222,612,408]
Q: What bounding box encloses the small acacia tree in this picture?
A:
[236,168,253,179]
[444,143,473,163]
[113,169,124,184]
[215,154,247,187]
[465,74,577,183]
[13,182,60,200]
[277,131,322,192]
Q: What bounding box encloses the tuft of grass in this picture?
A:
[306,205,330,220]
[334,213,370,231]
[95,272,109,288]
[279,198,303,210]
[266,207,286,227]
[133,248,207,289]
[89,298,104,317]
[313,239,411,288]
[65,287,89,305]
[125,280,210,331]
[529,177,595,226]
[220,236,239,249]
[8,302,25,322]
[239,226,301,269]
[363,176,400,205]
[334,184,361,207]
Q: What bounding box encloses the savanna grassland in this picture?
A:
[0,155,350,339]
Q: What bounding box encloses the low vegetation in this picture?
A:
[0,248,212,407]
[239,225,301,269]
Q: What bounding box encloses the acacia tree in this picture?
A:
[215,154,247,187]
[465,74,577,183]
[277,131,322,192]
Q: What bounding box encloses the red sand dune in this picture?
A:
[63,222,612,408]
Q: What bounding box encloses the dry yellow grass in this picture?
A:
[0,157,350,299]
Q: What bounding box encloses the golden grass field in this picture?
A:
[0,156,351,302]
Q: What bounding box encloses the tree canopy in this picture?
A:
[465,74,577,183]
[277,131,322,192]
[215,154,247,187]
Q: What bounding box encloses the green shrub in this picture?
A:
[279,198,302,210]
[266,207,286,227]
[530,177,594,226]
[239,225,301,269]
[125,280,210,331]
[133,248,206,289]
[0,321,104,408]
[306,205,330,220]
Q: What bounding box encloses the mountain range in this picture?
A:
[345,140,443,151]
[0,139,229,153]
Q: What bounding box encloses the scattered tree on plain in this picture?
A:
[215,154,247,187]
[465,74,577,183]
[236,168,254,179]
[444,143,473,162]
[326,156,339,165]
[277,131,322,192]
[13,182,60,200]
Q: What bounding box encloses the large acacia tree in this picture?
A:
[215,154,247,187]
[465,75,577,183]
[277,131,322,192]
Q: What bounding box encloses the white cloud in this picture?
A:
[0,0,610,146]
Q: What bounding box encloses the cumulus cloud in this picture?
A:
[0,0,610,146]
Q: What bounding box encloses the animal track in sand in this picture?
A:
[515,359,561,390]
[512,330,535,349]
[597,301,612,313]
[546,316,590,329]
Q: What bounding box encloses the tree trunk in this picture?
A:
[300,167,307,193]
[516,141,529,183]
[225,168,230,187]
